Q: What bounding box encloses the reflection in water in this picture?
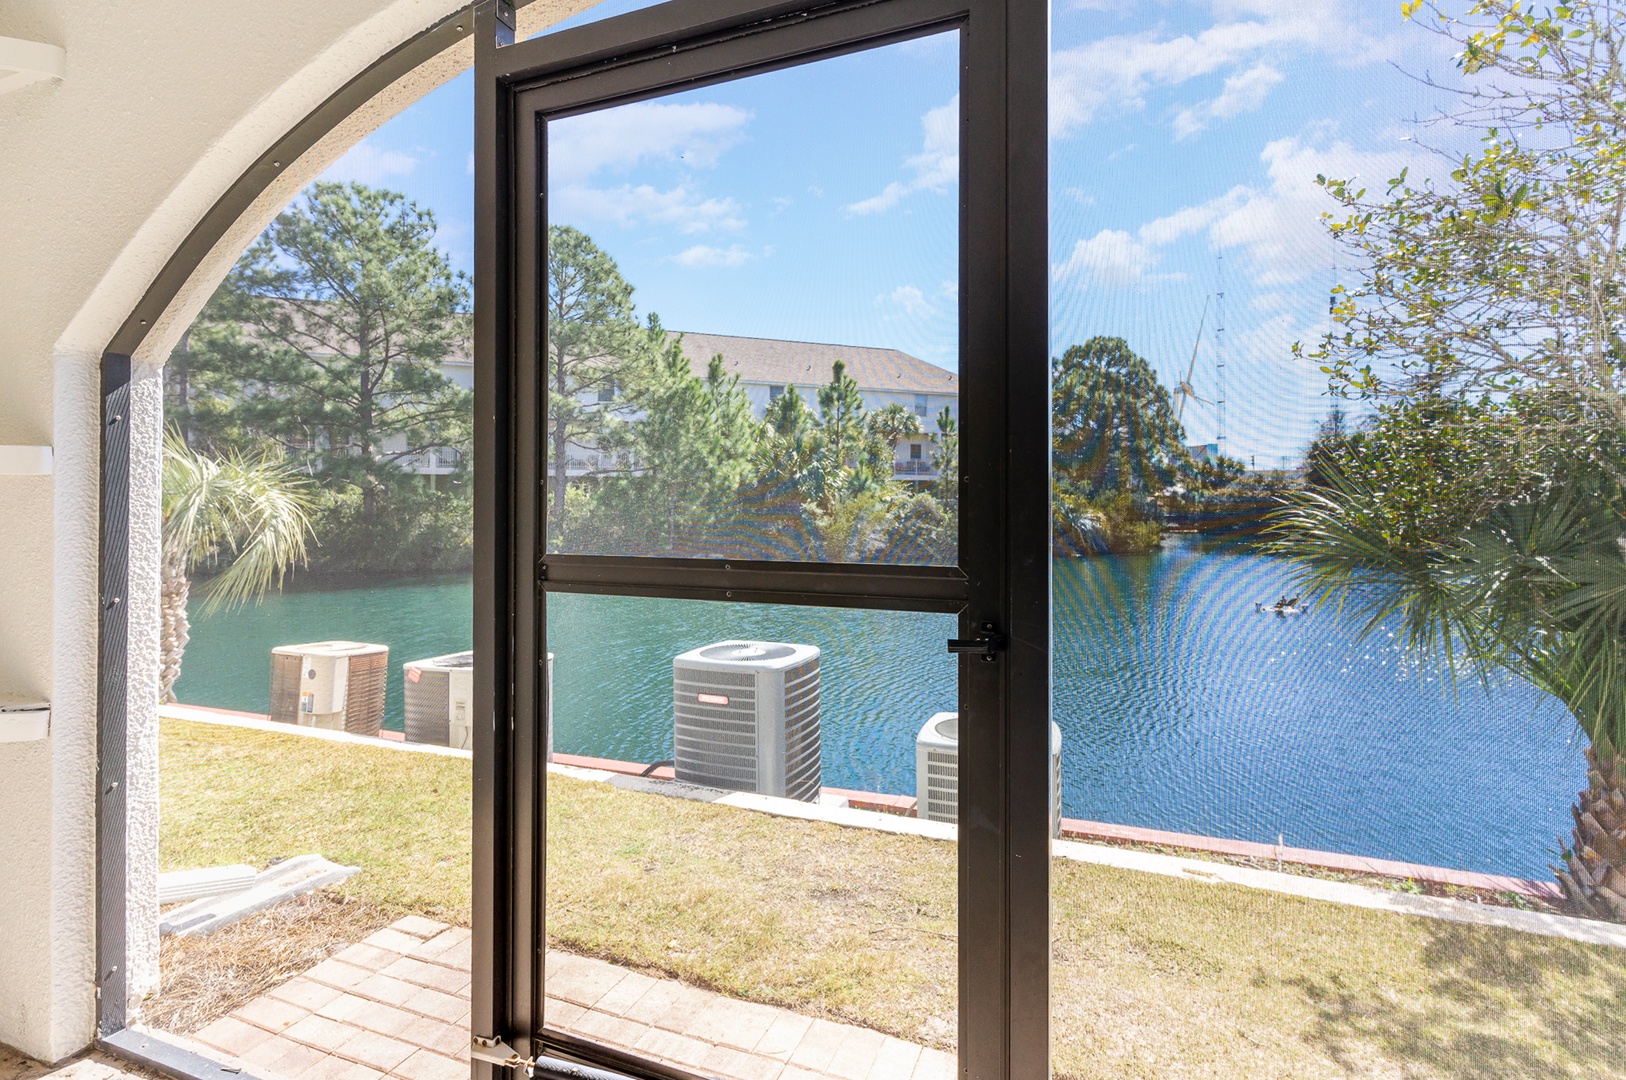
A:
[177,537,1581,877]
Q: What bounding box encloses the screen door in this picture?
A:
[472,0,1050,1076]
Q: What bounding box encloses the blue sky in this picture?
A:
[319,0,1460,466]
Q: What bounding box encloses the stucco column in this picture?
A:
[124,361,163,1012]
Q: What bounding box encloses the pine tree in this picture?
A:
[546,226,649,533]
[181,181,472,521]
[1052,336,1194,501]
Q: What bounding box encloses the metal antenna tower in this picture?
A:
[1214,253,1227,454]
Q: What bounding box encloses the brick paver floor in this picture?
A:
[179,917,953,1080]
[0,1047,163,1080]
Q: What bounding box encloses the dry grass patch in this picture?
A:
[145,891,395,1034]
[161,718,1626,1079]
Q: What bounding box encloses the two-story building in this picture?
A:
[416,330,959,483]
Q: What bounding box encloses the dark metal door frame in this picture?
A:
[472,0,1050,1073]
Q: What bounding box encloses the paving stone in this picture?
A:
[633,1027,715,1071]
[911,1047,956,1080]
[381,956,469,995]
[688,997,779,1052]
[233,993,309,1033]
[698,1044,785,1080]
[824,1028,887,1080]
[306,959,373,991]
[267,977,345,1012]
[642,985,714,1035]
[754,1011,814,1060]
[333,1029,418,1073]
[240,1037,330,1078]
[866,1038,922,1080]
[390,1049,469,1080]
[543,998,587,1031]
[352,973,420,1008]
[544,957,626,1009]
[318,996,418,1039]
[567,1008,650,1053]
[362,928,428,955]
[394,1014,467,1059]
[400,985,466,1024]
[786,1019,850,1074]
[130,919,949,1080]
[331,942,404,972]
[300,1054,382,1080]
[411,927,470,962]
[283,1014,363,1054]
[391,916,450,939]
[193,1015,275,1057]
[426,936,472,974]
[590,970,658,1016]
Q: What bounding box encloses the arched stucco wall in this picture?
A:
[0,0,585,1061]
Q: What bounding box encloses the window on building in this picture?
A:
[910,443,923,460]
[769,385,785,401]
[914,393,928,417]
[597,378,616,403]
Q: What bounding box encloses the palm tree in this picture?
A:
[161,434,315,702]
[1272,452,1626,918]
[866,402,925,474]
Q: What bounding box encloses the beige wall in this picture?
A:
[0,0,518,1060]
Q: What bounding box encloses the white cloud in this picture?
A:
[1053,229,1160,287]
[885,284,939,318]
[1206,135,1416,285]
[325,140,419,182]
[546,101,753,234]
[1050,2,1369,138]
[551,183,745,234]
[1055,135,1421,292]
[847,95,959,215]
[1137,186,1248,246]
[1172,62,1284,139]
[673,243,754,268]
[548,102,751,185]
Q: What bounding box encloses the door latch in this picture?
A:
[947,621,1005,661]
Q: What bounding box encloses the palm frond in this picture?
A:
[1270,463,1626,747]
[162,432,315,614]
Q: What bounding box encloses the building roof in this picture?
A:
[670,331,958,395]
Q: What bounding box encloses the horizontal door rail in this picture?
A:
[539,554,971,612]
[494,0,963,94]
[540,1028,713,1080]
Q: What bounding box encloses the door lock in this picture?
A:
[948,621,1005,661]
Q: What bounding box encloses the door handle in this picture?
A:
[948,621,1005,661]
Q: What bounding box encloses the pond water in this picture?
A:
[174,536,1583,878]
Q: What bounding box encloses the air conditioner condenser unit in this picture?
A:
[270,641,388,736]
[403,651,552,757]
[916,712,1063,838]
[673,640,821,801]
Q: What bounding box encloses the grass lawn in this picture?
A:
[161,718,1626,1079]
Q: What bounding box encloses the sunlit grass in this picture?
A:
[162,718,1626,1079]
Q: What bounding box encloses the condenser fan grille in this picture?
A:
[698,642,797,663]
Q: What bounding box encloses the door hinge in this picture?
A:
[472,1035,534,1074]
